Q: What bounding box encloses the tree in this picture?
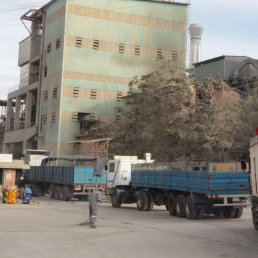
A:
[90,65,256,162]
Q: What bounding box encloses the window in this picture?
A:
[172,51,178,61]
[41,115,47,125]
[53,87,58,98]
[72,112,78,122]
[44,66,48,77]
[76,37,82,47]
[51,112,56,123]
[109,163,115,172]
[43,91,48,101]
[47,43,51,53]
[90,89,97,99]
[56,38,61,49]
[116,92,123,102]
[119,43,125,53]
[157,49,163,59]
[93,40,100,50]
[135,46,141,56]
[73,87,79,97]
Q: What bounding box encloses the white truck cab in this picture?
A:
[107,153,152,189]
[106,153,153,207]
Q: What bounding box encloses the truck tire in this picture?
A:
[185,195,198,219]
[63,186,73,202]
[136,191,149,211]
[111,192,122,208]
[224,207,236,218]
[167,193,176,216]
[213,208,223,218]
[234,207,243,218]
[59,186,65,201]
[176,194,186,218]
[54,186,61,200]
[252,209,258,230]
[147,192,154,211]
[50,185,55,199]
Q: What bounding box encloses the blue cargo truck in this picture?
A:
[107,158,250,219]
[25,157,107,201]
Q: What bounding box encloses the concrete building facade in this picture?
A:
[4,0,188,157]
[194,55,258,90]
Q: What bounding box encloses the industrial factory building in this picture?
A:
[4,0,189,157]
[194,55,258,90]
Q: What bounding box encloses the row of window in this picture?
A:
[45,36,179,61]
[42,88,58,101]
[42,87,123,102]
[75,37,178,61]
[41,112,120,126]
[41,112,56,125]
[46,38,61,54]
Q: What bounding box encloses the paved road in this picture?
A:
[0,198,257,258]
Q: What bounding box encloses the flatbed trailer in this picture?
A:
[108,160,250,219]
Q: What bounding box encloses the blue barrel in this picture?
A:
[23,188,32,204]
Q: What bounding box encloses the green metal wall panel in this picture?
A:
[59,122,80,142]
[41,122,60,143]
[68,0,187,23]
[64,79,129,92]
[40,99,60,115]
[44,19,66,45]
[46,0,66,17]
[64,47,159,79]
[66,16,185,51]
[62,96,124,114]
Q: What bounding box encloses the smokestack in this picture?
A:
[189,24,203,69]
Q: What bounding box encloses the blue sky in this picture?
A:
[0,0,257,99]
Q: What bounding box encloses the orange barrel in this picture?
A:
[7,188,16,204]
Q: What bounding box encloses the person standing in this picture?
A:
[88,188,102,228]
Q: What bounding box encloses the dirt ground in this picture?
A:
[0,198,257,258]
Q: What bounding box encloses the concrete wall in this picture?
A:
[38,0,67,153]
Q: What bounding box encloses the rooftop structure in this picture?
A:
[194,55,258,90]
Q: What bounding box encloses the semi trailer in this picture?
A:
[107,154,250,219]
[25,156,107,201]
[250,135,258,230]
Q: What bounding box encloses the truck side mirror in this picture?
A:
[241,160,247,170]
[94,157,106,177]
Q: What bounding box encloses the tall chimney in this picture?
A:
[189,24,203,69]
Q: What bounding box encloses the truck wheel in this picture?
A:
[176,194,186,218]
[50,185,55,199]
[213,208,223,218]
[147,192,154,211]
[136,191,149,211]
[234,207,243,218]
[59,186,65,201]
[167,193,176,216]
[54,186,61,200]
[111,192,121,208]
[185,195,198,219]
[63,186,73,202]
[224,207,236,218]
[252,209,258,230]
